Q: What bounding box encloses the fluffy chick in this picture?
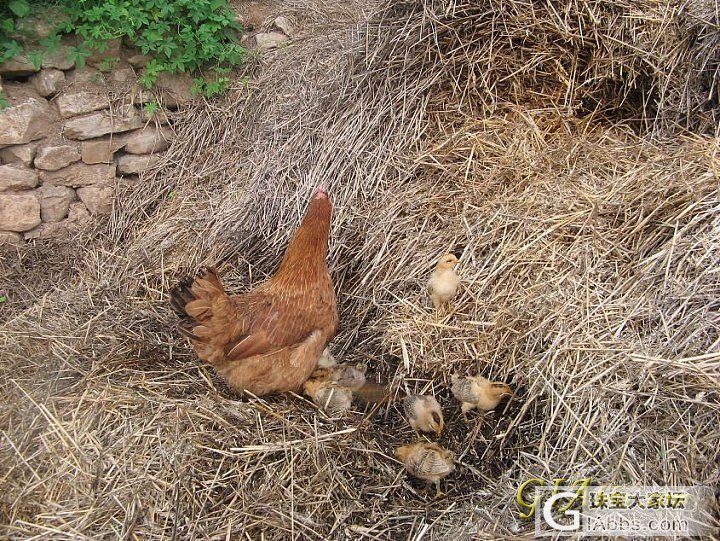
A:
[310,362,367,391]
[329,362,367,390]
[428,254,460,310]
[403,394,444,436]
[395,442,455,497]
[302,379,353,417]
[450,374,513,417]
[317,347,337,368]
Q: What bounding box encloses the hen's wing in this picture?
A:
[170,267,335,365]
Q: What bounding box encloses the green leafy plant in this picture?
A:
[192,77,230,99]
[98,56,119,72]
[66,44,90,69]
[0,1,27,64]
[143,98,160,117]
[39,33,61,53]
[9,1,31,18]
[192,67,231,99]
[61,0,244,95]
[0,92,10,111]
[27,50,43,69]
[1,0,244,99]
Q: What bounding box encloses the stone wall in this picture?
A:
[0,43,192,245]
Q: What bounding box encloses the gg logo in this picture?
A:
[516,477,592,519]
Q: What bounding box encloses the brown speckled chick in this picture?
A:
[450,374,513,417]
[395,442,455,497]
[403,394,444,436]
[302,379,353,417]
[328,363,367,390]
[310,362,367,391]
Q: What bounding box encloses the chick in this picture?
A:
[328,362,367,391]
[450,374,513,418]
[317,347,337,368]
[403,394,444,436]
[310,362,367,391]
[395,442,455,497]
[428,254,460,310]
[302,379,353,417]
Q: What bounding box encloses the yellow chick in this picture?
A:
[428,254,460,310]
[450,374,513,417]
[317,347,337,368]
[403,394,444,436]
[302,379,353,417]
[395,442,455,497]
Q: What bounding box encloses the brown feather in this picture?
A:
[225,331,273,360]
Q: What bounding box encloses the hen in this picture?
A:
[170,187,338,396]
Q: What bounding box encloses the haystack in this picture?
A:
[2,0,718,538]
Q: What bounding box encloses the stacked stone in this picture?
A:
[0,38,189,245]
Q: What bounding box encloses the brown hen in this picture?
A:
[170,187,338,396]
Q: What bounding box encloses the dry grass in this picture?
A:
[1,0,719,539]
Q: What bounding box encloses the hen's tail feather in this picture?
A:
[170,266,224,342]
[169,277,196,317]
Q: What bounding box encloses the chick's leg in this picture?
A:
[434,479,445,498]
[461,401,475,421]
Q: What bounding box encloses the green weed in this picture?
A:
[0,0,245,99]
[143,98,160,117]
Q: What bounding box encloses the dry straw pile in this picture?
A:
[2,0,719,538]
